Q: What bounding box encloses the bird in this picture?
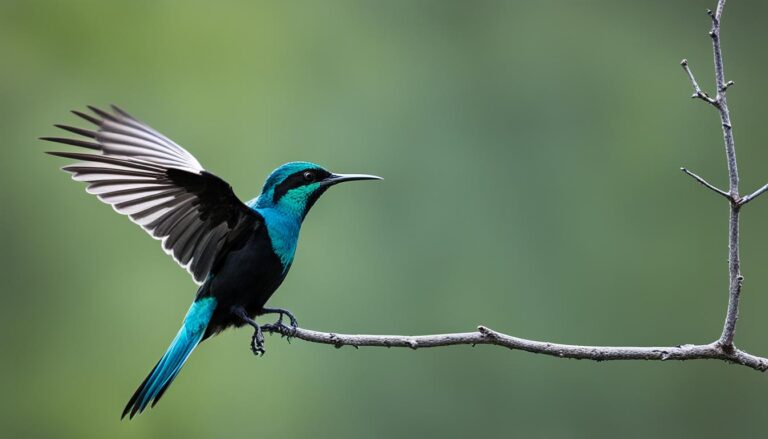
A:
[42,105,381,419]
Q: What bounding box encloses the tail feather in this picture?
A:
[122,297,216,419]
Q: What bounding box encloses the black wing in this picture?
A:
[43,105,260,284]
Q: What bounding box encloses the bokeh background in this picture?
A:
[3,0,768,437]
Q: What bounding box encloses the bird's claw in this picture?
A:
[251,325,266,357]
[262,307,299,333]
[282,312,299,330]
[232,306,268,357]
[262,320,298,342]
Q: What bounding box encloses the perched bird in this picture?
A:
[42,105,381,419]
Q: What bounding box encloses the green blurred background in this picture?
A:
[3,0,768,437]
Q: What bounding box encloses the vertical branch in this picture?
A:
[723,205,742,349]
[709,1,742,349]
[682,1,743,349]
[709,3,738,194]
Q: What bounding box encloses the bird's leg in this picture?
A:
[260,307,299,331]
[232,306,266,356]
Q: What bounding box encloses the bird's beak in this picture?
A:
[321,173,383,187]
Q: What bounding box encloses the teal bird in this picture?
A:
[42,106,381,418]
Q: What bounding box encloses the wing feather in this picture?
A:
[44,106,260,284]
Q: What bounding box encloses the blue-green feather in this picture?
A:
[247,162,325,270]
[252,161,323,209]
[123,296,216,418]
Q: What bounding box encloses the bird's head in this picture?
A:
[254,161,381,219]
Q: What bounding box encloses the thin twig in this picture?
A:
[680,59,718,106]
[740,183,768,205]
[680,167,731,200]
[262,325,768,372]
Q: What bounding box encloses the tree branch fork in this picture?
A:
[680,165,768,207]
[262,0,768,373]
[679,54,767,207]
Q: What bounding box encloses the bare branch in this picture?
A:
[680,59,718,106]
[254,0,768,373]
[681,0,743,349]
[680,167,731,200]
[707,8,719,25]
[700,0,744,348]
[740,183,768,205]
[263,325,768,372]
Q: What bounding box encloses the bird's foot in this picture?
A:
[251,325,266,356]
[261,320,298,343]
[233,306,267,357]
[261,307,299,332]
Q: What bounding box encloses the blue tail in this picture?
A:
[122,297,217,419]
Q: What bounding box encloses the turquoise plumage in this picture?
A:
[126,297,217,413]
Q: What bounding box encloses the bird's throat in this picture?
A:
[255,207,302,271]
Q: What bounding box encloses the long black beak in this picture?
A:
[321,173,383,187]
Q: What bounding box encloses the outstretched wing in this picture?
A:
[43,105,260,284]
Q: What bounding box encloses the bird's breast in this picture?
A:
[257,208,302,271]
[205,226,291,329]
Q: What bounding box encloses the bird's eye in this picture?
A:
[303,171,316,182]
